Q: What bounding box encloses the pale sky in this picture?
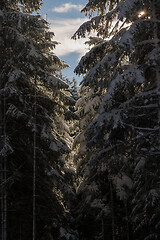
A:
[40,0,90,83]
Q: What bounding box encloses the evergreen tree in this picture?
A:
[0,0,78,239]
[62,75,79,101]
[71,77,79,101]
[73,0,160,239]
[73,37,105,174]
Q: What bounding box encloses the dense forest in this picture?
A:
[0,0,160,240]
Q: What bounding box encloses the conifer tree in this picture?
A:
[73,0,160,239]
[0,0,78,239]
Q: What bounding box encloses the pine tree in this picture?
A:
[0,1,78,239]
[73,0,160,239]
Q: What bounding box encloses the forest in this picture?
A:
[0,0,160,239]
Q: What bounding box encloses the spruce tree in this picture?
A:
[0,0,78,239]
[73,0,160,239]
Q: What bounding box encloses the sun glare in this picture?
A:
[138,11,145,18]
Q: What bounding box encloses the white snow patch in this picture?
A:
[8,69,25,82]
[59,227,77,240]
[113,174,133,200]
[87,181,99,193]
[49,141,59,152]
[134,157,145,172]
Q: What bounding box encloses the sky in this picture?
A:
[40,0,90,84]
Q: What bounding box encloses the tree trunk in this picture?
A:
[102,216,105,240]
[152,0,160,149]
[110,182,115,240]
[0,54,4,240]
[125,201,130,240]
[1,156,4,240]
[33,74,37,240]
[0,96,7,240]
[3,97,7,240]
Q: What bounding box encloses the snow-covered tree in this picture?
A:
[73,0,160,239]
[73,37,105,175]
[62,76,79,102]
[0,1,78,240]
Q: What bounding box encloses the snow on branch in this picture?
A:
[8,69,26,83]
[83,50,121,85]
[46,75,68,88]
[6,26,26,45]
[75,21,141,84]
[112,173,133,200]
[72,15,106,39]
[99,65,145,113]
[81,0,108,15]
[6,104,26,119]
[75,41,107,75]
[0,136,14,157]
[117,0,140,21]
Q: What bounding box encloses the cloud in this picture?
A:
[52,3,84,13]
[49,17,89,57]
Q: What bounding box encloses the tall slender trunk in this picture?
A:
[110,182,115,240]
[125,201,130,240]
[152,0,160,149]
[0,57,4,240]
[0,96,7,240]
[1,155,4,240]
[3,97,7,240]
[3,156,7,240]
[33,74,37,240]
[102,216,105,240]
